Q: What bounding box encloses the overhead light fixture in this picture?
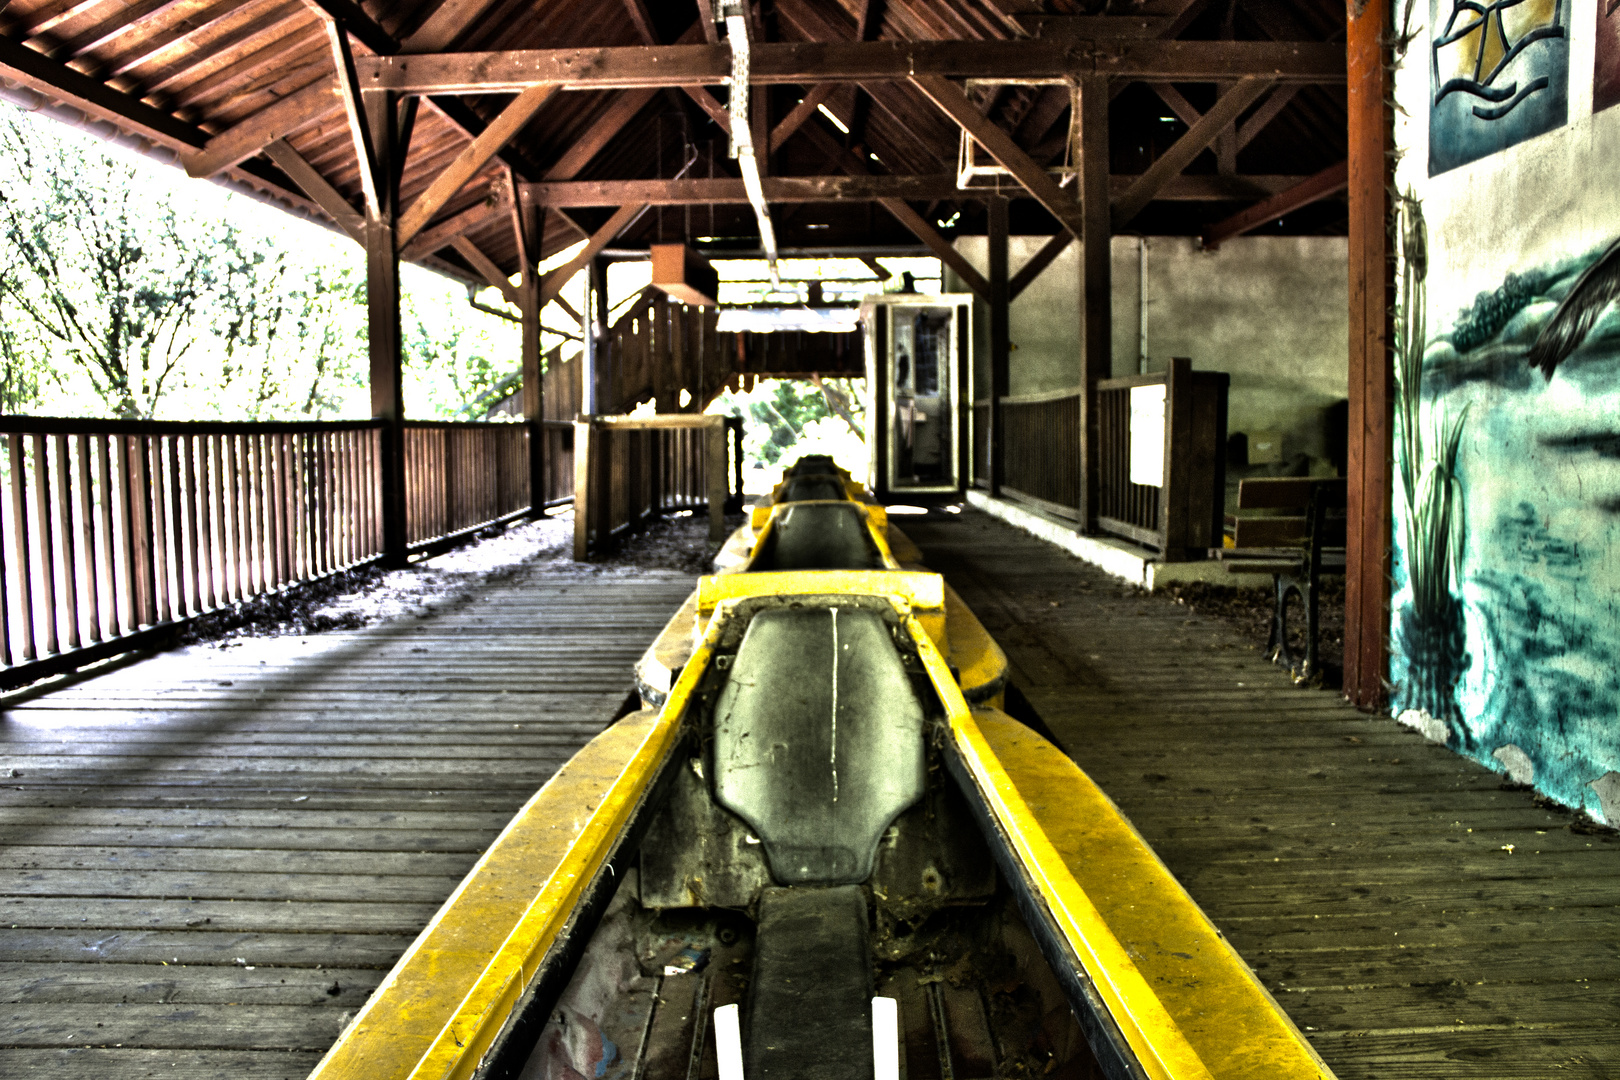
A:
[817,104,850,134]
[720,1,780,289]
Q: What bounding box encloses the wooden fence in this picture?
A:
[403,422,530,548]
[1097,359,1229,560]
[1002,390,1082,521]
[0,418,384,687]
[573,414,743,559]
[0,414,574,688]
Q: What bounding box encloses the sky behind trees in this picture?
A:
[0,103,527,422]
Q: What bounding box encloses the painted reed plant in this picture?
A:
[1393,192,1470,731]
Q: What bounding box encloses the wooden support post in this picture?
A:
[1158,357,1193,560]
[1345,0,1393,710]
[513,174,547,518]
[987,194,1010,497]
[1077,73,1111,533]
[521,276,545,516]
[587,257,611,414]
[572,418,594,560]
[364,91,406,567]
[706,418,728,542]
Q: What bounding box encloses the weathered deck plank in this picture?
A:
[904,509,1620,1080]
[0,553,695,1079]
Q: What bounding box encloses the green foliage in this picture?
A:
[1449,269,1553,353]
[1394,191,1470,725]
[716,377,866,470]
[0,105,518,421]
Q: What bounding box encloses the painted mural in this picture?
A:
[1597,0,1620,113]
[1392,228,1620,823]
[1428,0,1569,174]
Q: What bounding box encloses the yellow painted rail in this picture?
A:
[307,636,715,1080]
[904,610,1335,1080]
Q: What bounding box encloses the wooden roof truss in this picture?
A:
[0,0,1350,294]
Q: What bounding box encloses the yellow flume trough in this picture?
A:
[308,461,1334,1080]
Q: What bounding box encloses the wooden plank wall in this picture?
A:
[0,562,696,1078]
[903,511,1620,1079]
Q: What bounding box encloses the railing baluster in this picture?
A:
[54,434,79,651]
[9,435,35,660]
[123,437,146,629]
[152,436,174,622]
[276,431,289,587]
[208,433,228,605]
[77,434,101,644]
[32,434,58,655]
[182,434,201,615]
[241,434,255,595]
[198,435,216,610]
[252,433,268,595]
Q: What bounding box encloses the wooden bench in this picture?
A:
[1214,477,1347,681]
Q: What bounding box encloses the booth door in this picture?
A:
[889,307,957,492]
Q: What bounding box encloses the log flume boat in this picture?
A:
[307,456,1336,1080]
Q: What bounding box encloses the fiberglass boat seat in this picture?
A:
[750,502,884,572]
[712,607,927,1079]
[779,473,849,503]
[784,455,840,476]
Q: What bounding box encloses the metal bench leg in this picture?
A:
[1302,576,1320,681]
[1268,574,1297,670]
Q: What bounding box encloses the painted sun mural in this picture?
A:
[1429,0,1569,174]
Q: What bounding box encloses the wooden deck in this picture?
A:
[904,508,1620,1080]
[0,555,695,1079]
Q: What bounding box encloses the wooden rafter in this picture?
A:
[793,119,986,298]
[1201,160,1348,248]
[323,20,380,217]
[356,41,1347,94]
[770,83,837,152]
[453,235,520,304]
[521,171,1314,207]
[523,174,961,205]
[1235,84,1302,150]
[620,0,659,45]
[910,73,1083,239]
[879,198,988,299]
[180,0,506,181]
[0,34,205,151]
[1148,82,1203,127]
[683,85,734,131]
[263,138,364,242]
[397,83,559,246]
[1111,75,1272,229]
[300,0,394,55]
[1009,234,1071,300]
[182,77,337,179]
[398,197,504,262]
[539,204,646,307]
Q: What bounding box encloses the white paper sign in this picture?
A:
[1129,383,1166,488]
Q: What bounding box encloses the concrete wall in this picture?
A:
[947,234,1348,466]
[1388,0,1620,821]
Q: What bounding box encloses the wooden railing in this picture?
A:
[0,418,384,688]
[537,420,575,510]
[1002,389,1082,521]
[402,422,530,549]
[1097,359,1229,561]
[573,414,743,559]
